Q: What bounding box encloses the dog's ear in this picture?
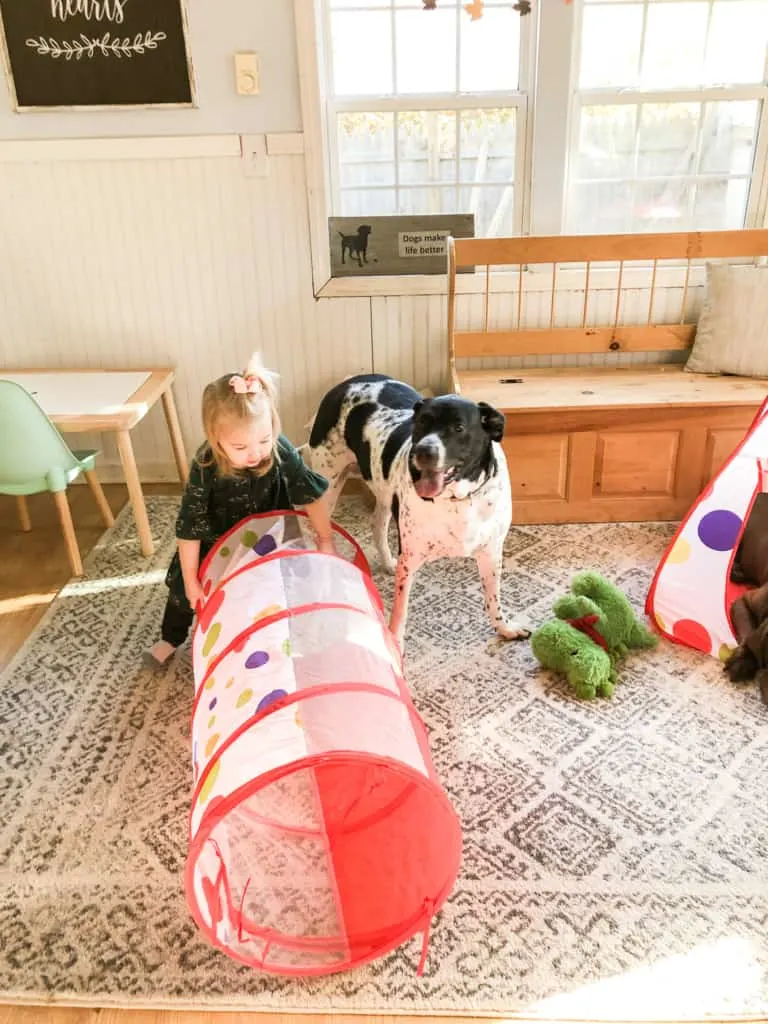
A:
[478,401,505,442]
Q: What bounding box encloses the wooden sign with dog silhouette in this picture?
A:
[329,214,474,278]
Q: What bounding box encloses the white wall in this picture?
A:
[0,0,302,138]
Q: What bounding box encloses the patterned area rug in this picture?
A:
[1,495,768,1018]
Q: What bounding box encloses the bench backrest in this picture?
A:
[447,229,768,382]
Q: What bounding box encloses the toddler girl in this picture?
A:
[145,353,333,667]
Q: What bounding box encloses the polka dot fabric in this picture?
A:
[185,511,461,977]
[647,399,768,657]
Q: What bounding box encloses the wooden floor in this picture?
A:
[0,487,750,1024]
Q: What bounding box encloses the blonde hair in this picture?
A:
[201,352,281,477]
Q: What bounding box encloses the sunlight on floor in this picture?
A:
[0,593,54,615]
[0,572,166,616]
[63,570,167,594]
[525,936,762,1019]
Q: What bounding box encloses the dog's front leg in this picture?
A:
[374,502,397,573]
[390,554,420,650]
[475,544,530,641]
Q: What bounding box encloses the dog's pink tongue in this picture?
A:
[415,470,446,499]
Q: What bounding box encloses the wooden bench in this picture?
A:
[447,230,768,524]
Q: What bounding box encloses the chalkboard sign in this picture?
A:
[0,0,195,110]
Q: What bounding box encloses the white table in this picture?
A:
[1,368,188,557]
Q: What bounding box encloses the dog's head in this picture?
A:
[357,225,373,240]
[409,394,505,499]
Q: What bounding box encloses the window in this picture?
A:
[296,0,768,293]
[566,0,768,233]
[321,0,530,237]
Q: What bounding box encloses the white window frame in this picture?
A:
[296,0,768,298]
[563,0,768,237]
[295,0,538,296]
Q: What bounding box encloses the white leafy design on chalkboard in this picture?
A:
[25,31,167,59]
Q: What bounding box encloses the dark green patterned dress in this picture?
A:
[165,435,328,612]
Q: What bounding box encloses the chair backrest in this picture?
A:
[0,379,80,489]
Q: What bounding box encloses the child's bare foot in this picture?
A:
[143,640,177,670]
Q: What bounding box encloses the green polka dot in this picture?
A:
[202,622,221,657]
[236,688,254,708]
[199,760,220,804]
[242,530,258,548]
[282,639,291,657]
[220,546,230,558]
[208,714,216,728]
[204,675,216,691]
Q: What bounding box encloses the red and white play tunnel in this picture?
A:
[185,512,462,976]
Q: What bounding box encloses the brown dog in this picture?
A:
[725,493,768,701]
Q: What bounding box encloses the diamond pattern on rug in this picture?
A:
[1,494,767,1018]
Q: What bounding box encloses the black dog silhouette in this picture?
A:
[339,225,372,267]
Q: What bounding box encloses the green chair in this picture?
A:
[0,379,114,577]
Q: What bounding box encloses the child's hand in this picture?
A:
[185,578,205,609]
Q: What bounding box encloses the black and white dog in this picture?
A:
[306,373,530,649]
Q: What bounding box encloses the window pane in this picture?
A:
[705,1,768,85]
[637,103,700,177]
[640,2,709,88]
[397,185,457,215]
[693,178,750,229]
[459,108,516,183]
[395,9,456,93]
[340,189,397,216]
[567,182,633,234]
[398,111,457,184]
[699,101,760,175]
[576,106,637,179]
[458,184,515,236]
[460,6,520,92]
[632,179,691,229]
[337,113,395,188]
[331,12,392,95]
[579,4,643,88]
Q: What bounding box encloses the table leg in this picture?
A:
[16,495,32,532]
[162,386,189,484]
[116,429,154,557]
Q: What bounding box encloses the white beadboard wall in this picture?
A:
[0,147,699,481]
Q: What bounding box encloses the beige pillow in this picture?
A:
[685,263,768,378]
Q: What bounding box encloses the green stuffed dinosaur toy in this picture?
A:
[530,571,657,700]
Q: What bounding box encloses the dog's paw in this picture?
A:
[496,621,531,641]
[381,554,398,574]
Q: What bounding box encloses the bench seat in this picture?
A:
[448,230,768,524]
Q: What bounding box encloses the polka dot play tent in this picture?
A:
[185,512,462,976]
[647,396,768,660]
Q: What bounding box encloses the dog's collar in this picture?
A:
[417,471,494,503]
[446,471,495,502]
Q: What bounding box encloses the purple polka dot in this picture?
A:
[254,534,277,557]
[208,697,217,711]
[697,509,743,552]
[257,688,289,713]
[245,650,270,669]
